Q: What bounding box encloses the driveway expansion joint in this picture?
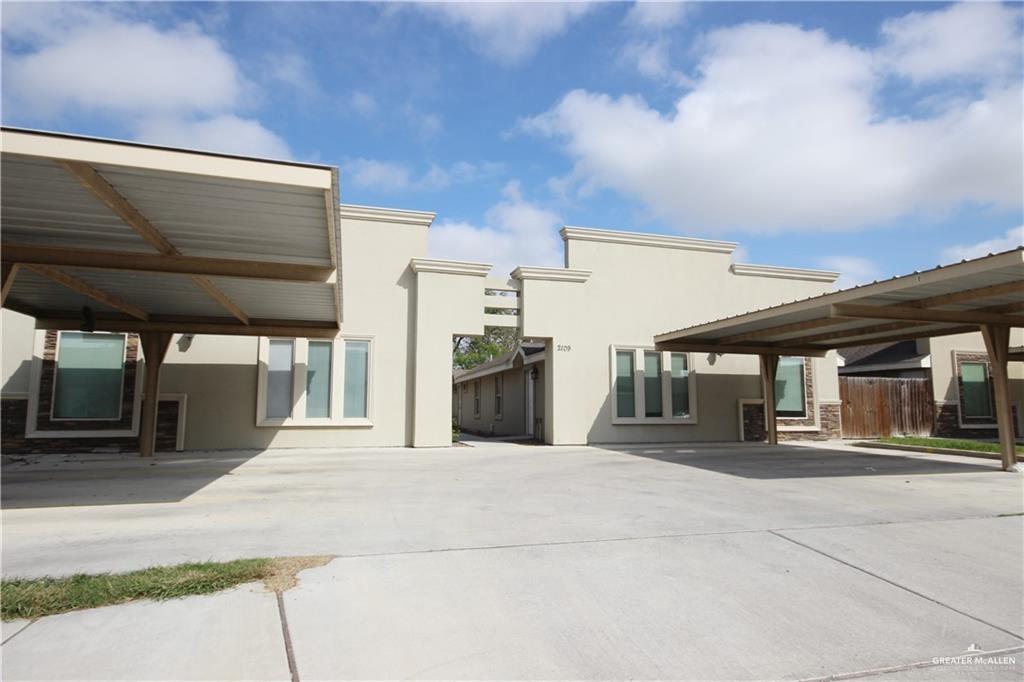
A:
[769,529,1024,641]
[276,591,300,682]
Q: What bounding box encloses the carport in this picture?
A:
[1,128,342,456]
[655,249,1023,470]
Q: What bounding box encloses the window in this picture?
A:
[775,357,807,418]
[52,332,126,420]
[473,380,481,418]
[258,337,372,425]
[267,339,294,419]
[612,347,695,423]
[961,361,992,418]
[305,341,332,418]
[343,340,369,419]
[494,374,503,419]
[615,350,635,418]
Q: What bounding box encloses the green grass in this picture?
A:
[877,436,1024,455]
[2,558,274,620]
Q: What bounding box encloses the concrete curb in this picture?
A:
[852,441,1002,461]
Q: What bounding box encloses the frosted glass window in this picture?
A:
[53,333,125,419]
[961,362,992,417]
[344,340,369,418]
[616,351,635,418]
[644,351,662,417]
[670,353,690,417]
[776,357,806,417]
[266,340,294,418]
[305,341,332,418]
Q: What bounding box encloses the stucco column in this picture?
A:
[411,259,491,447]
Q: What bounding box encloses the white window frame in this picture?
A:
[256,335,374,427]
[610,346,698,425]
[50,330,128,422]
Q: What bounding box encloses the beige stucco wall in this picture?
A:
[927,331,1024,425]
[158,208,430,449]
[514,233,840,445]
[1,309,35,396]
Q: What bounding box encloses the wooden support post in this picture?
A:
[980,324,1018,471]
[139,332,173,457]
[760,353,780,445]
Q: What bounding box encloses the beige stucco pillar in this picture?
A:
[411,259,491,447]
[514,267,592,445]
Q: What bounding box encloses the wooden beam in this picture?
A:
[1,244,335,283]
[831,303,1024,327]
[908,280,1024,308]
[138,331,173,457]
[980,324,1018,471]
[655,341,829,357]
[1,263,19,306]
[58,161,253,323]
[60,161,180,253]
[191,277,249,325]
[829,325,979,349]
[718,317,844,345]
[783,321,930,346]
[760,354,779,445]
[35,315,339,338]
[23,264,148,320]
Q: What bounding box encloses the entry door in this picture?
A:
[526,370,535,437]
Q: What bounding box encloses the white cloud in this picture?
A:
[350,91,378,117]
[880,2,1023,83]
[421,2,593,64]
[345,159,504,193]
[817,256,883,291]
[940,226,1024,263]
[262,53,320,98]
[429,181,564,277]
[403,103,443,139]
[524,14,1023,233]
[624,1,693,31]
[620,38,691,86]
[135,115,292,159]
[2,4,291,159]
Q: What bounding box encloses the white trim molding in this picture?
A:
[410,259,493,276]
[561,226,737,254]
[511,266,592,283]
[730,263,840,283]
[339,203,436,227]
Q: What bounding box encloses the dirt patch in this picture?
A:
[262,555,333,592]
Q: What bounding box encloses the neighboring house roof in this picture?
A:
[453,342,545,384]
[838,340,930,374]
[1009,346,1024,362]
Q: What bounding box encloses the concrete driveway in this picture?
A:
[2,441,1022,680]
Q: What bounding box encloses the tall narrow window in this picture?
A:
[53,332,125,419]
[670,353,690,417]
[644,351,662,417]
[776,357,806,418]
[961,362,992,417]
[494,374,503,418]
[305,341,332,418]
[266,339,294,419]
[616,350,636,418]
[473,380,481,418]
[343,340,369,418]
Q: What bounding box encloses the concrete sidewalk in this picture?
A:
[2,442,1022,679]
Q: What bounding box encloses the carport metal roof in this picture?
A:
[1,127,342,337]
[655,248,1022,355]
[654,249,1023,470]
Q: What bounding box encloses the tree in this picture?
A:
[452,294,521,369]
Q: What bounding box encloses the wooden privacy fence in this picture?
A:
[839,377,934,439]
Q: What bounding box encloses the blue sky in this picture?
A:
[3,1,1022,284]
